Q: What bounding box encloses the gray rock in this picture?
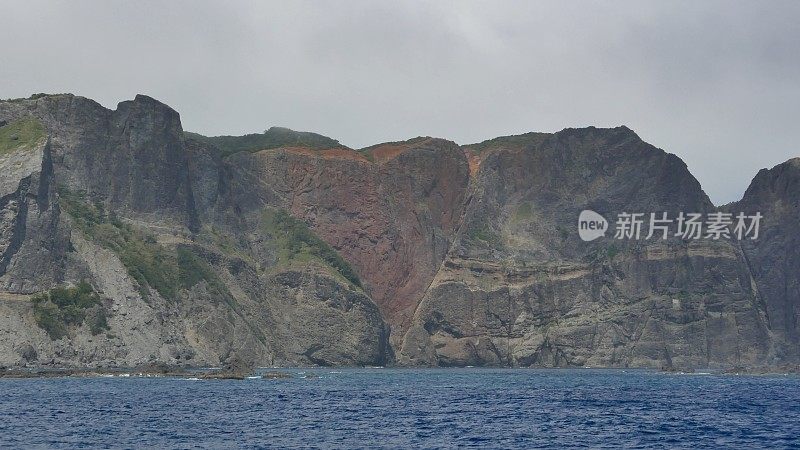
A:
[0,94,796,371]
[0,94,388,369]
[731,158,800,363]
[399,127,773,370]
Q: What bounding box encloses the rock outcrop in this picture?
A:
[732,158,800,362]
[0,93,796,371]
[0,95,388,369]
[399,127,772,369]
[218,138,469,348]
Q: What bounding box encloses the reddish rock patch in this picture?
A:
[250,138,470,347]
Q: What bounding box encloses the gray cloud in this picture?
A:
[2,0,798,204]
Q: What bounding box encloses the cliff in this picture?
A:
[399,127,770,369]
[0,95,387,369]
[730,158,800,362]
[0,93,795,371]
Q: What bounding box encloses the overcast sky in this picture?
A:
[3,1,798,204]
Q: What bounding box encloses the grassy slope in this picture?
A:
[0,117,46,155]
[185,126,344,157]
[261,208,362,289]
[463,132,550,155]
[58,188,234,304]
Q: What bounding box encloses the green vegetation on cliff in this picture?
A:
[176,246,237,307]
[467,224,503,247]
[3,93,69,102]
[0,117,46,155]
[464,132,550,155]
[59,187,235,303]
[32,281,108,340]
[185,126,343,157]
[262,208,362,288]
[512,203,533,223]
[359,136,429,152]
[59,187,177,300]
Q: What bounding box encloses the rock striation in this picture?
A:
[0,94,387,369]
[0,93,796,371]
[731,158,800,363]
[399,127,771,369]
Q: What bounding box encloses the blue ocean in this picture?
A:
[1,369,798,449]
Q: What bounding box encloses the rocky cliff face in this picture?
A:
[218,138,469,348]
[0,93,796,370]
[0,95,197,228]
[399,128,772,369]
[0,136,68,294]
[733,158,800,362]
[0,95,387,369]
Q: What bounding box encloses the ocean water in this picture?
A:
[0,369,799,449]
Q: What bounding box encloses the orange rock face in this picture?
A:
[245,139,470,346]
